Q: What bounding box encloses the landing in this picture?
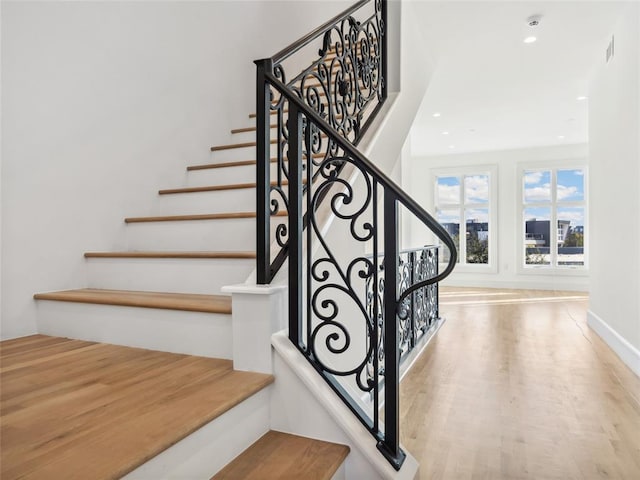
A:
[0,335,273,479]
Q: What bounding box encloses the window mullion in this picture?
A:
[549,169,556,267]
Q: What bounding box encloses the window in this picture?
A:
[521,166,587,269]
[433,169,496,270]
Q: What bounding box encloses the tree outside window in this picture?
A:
[435,173,491,266]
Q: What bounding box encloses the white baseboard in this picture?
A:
[441,277,589,292]
[587,310,640,377]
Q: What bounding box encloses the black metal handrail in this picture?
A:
[258,72,457,470]
[271,0,370,64]
[254,0,457,470]
[264,73,457,292]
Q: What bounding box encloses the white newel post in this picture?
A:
[221,283,287,374]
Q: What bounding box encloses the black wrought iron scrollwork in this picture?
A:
[256,0,386,284]
[306,152,379,397]
[366,246,441,373]
[256,73,456,470]
[255,0,457,471]
[281,3,384,145]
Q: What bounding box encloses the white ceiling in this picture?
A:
[409,1,627,156]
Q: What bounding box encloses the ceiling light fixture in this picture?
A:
[449,145,455,149]
[576,96,588,101]
[524,15,541,44]
[433,112,441,118]
[557,135,565,139]
[442,131,449,135]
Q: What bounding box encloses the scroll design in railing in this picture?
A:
[292,117,401,468]
[306,145,380,407]
[274,0,385,144]
[367,247,440,372]
[260,74,457,471]
[256,0,387,284]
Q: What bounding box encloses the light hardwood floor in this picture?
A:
[400,287,640,480]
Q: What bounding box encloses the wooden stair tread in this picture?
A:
[249,110,288,119]
[212,430,349,480]
[84,251,256,259]
[187,151,325,172]
[211,134,326,152]
[211,139,278,152]
[124,211,287,223]
[0,335,274,479]
[33,289,232,314]
[159,179,307,195]
[159,181,285,195]
[231,124,277,134]
[187,158,278,171]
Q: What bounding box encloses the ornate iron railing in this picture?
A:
[254,0,457,470]
[367,246,441,364]
[256,0,387,283]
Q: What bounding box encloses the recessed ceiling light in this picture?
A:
[442,131,449,135]
[433,112,441,118]
[524,36,537,44]
[557,135,565,139]
[576,96,588,101]
[449,145,455,149]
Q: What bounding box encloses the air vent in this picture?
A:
[606,35,615,63]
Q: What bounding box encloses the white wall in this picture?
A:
[0,0,353,340]
[406,143,590,291]
[588,4,640,359]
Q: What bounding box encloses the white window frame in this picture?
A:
[430,166,498,273]
[517,160,589,275]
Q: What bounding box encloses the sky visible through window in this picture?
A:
[436,173,491,266]
[524,169,585,226]
[523,168,586,267]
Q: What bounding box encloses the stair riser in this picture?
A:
[123,388,271,479]
[185,163,279,187]
[86,258,254,294]
[35,301,232,358]
[125,219,265,251]
[152,189,256,215]
[125,218,287,251]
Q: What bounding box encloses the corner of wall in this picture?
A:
[587,310,640,377]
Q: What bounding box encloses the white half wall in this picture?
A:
[0,0,354,339]
[588,3,640,358]
[405,144,590,291]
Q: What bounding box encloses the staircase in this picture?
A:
[20,0,454,478]
[32,108,293,348]
[26,103,354,478]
